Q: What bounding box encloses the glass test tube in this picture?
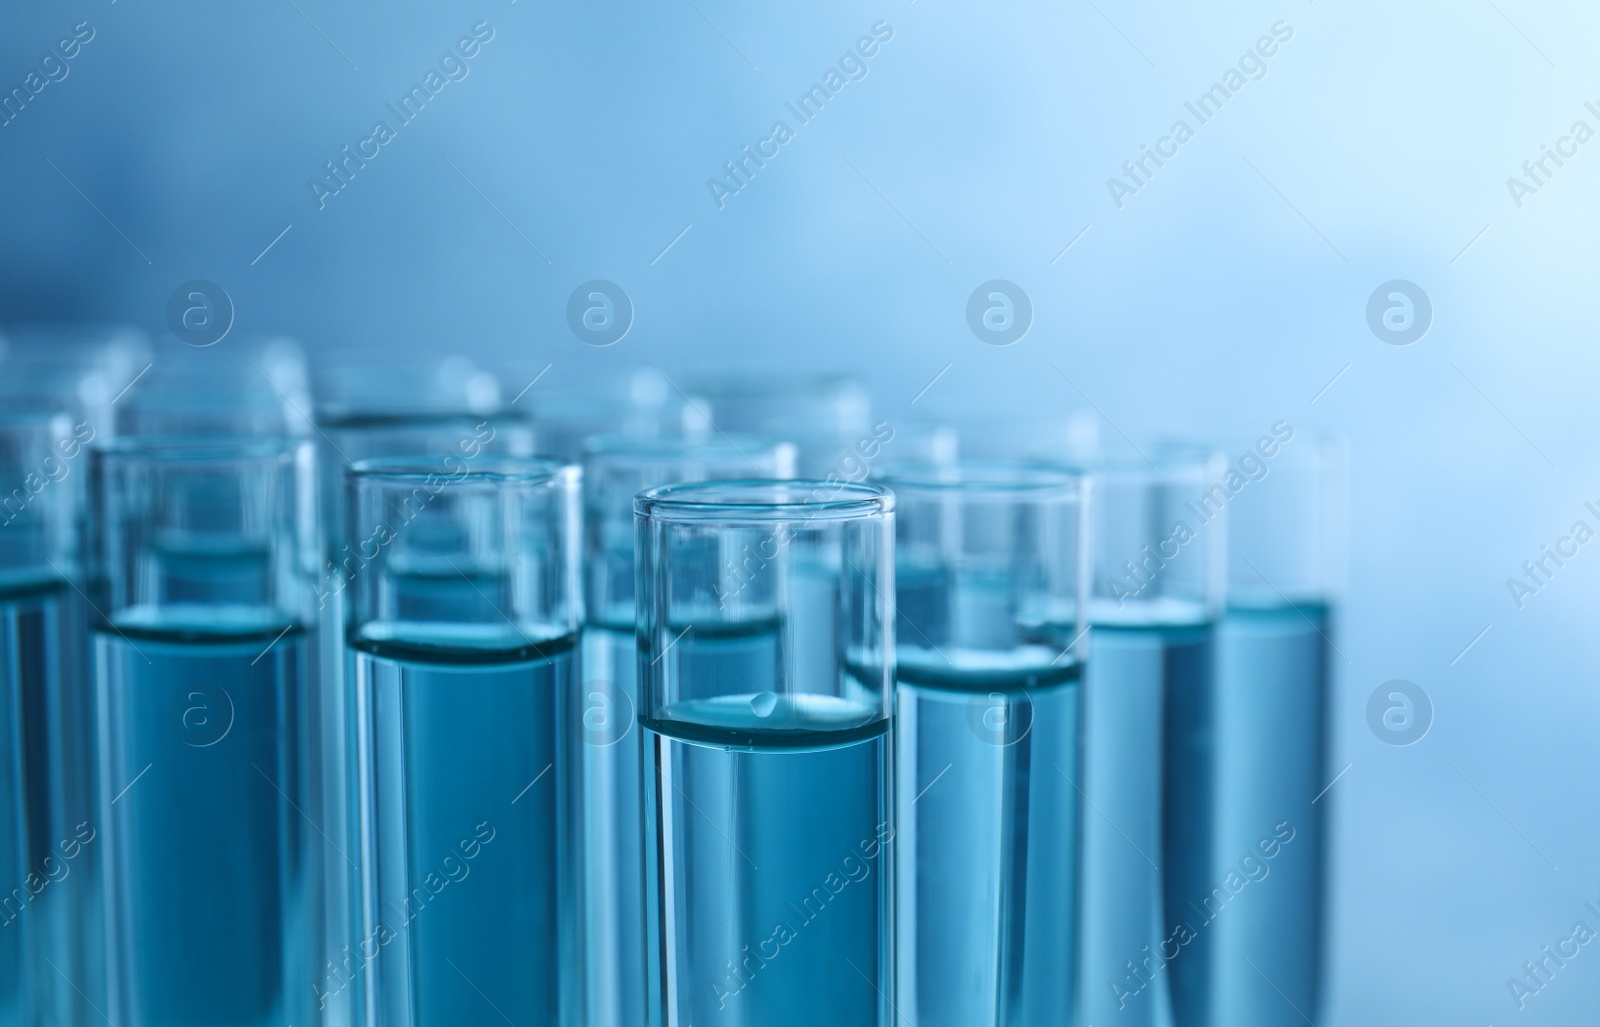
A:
[347,457,580,1026]
[92,436,324,1027]
[1075,446,1225,1027]
[779,420,943,481]
[113,339,313,439]
[0,323,145,567]
[1204,436,1343,1027]
[0,407,93,1026]
[578,435,795,1026]
[636,481,895,1027]
[686,372,871,438]
[0,322,150,442]
[689,372,878,480]
[312,381,536,1027]
[879,461,1089,1027]
[528,369,697,463]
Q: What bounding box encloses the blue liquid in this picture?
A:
[0,584,45,1026]
[96,615,318,1027]
[894,665,1081,1027]
[316,579,361,1027]
[1078,622,1213,1027]
[574,625,646,1027]
[351,630,574,1027]
[11,580,101,1027]
[1161,624,1222,1027]
[642,626,892,1026]
[1197,602,1329,1026]
[892,556,1085,1026]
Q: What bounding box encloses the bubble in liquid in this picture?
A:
[750,692,778,718]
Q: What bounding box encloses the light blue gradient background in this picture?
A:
[3,1,1595,1022]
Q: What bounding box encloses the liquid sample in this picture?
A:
[12,580,100,1027]
[1200,602,1329,1027]
[96,614,317,1027]
[643,625,892,1027]
[352,629,574,1027]
[574,625,647,1027]
[895,666,1081,1027]
[1078,622,1213,1027]
[0,583,42,1026]
[315,578,361,1027]
[893,562,1082,1027]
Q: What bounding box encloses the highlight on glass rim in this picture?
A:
[0,2,1584,1022]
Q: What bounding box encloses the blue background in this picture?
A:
[2,0,1595,1021]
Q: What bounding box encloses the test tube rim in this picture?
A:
[1064,440,1222,484]
[582,431,789,464]
[349,454,574,486]
[93,432,305,466]
[635,478,892,522]
[876,458,1085,496]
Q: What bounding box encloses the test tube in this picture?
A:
[1201,434,1343,1027]
[313,363,537,563]
[577,435,795,1026]
[944,410,1102,464]
[0,322,150,439]
[636,480,895,1026]
[0,323,145,564]
[346,457,580,1026]
[91,436,324,1027]
[0,406,90,1026]
[311,363,536,1026]
[779,419,946,480]
[1075,445,1225,1027]
[113,338,313,438]
[878,461,1089,1027]
[687,372,871,438]
[527,369,697,463]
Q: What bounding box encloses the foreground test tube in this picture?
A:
[347,457,579,1025]
[1,407,95,1026]
[1076,446,1224,1027]
[636,481,895,1026]
[93,437,323,1027]
[1203,433,1341,1026]
[578,436,794,1025]
[881,462,1089,1027]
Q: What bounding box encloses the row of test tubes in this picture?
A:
[0,325,1341,1027]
